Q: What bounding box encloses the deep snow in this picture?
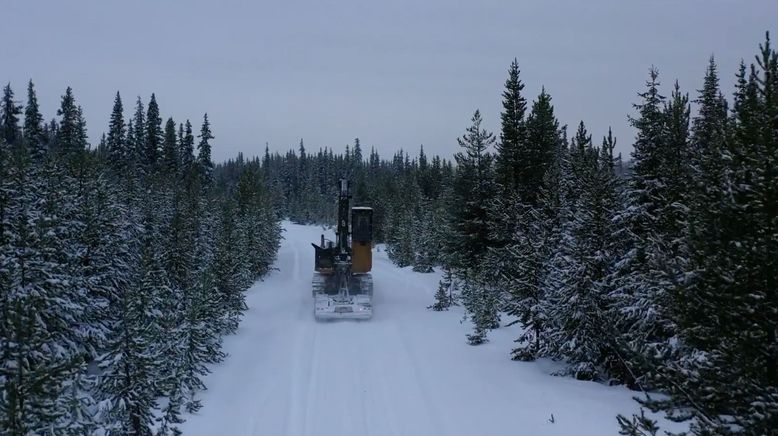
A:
[180,222,669,435]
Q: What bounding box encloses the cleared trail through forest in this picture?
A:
[180,222,665,436]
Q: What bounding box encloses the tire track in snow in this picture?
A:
[301,325,320,436]
[284,320,315,436]
[390,321,445,436]
[286,234,320,436]
[368,324,404,436]
[370,256,444,436]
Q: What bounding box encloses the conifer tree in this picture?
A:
[544,123,624,381]
[387,208,414,267]
[145,93,163,167]
[23,81,45,158]
[180,120,195,174]
[501,129,569,361]
[461,275,499,345]
[606,68,677,387]
[482,91,564,360]
[213,200,251,334]
[633,33,778,435]
[521,89,559,205]
[126,118,136,165]
[106,91,126,171]
[447,109,497,272]
[1,83,22,146]
[57,87,83,153]
[0,137,88,433]
[495,58,527,193]
[660,81,692,243]
[176,122,185,165]
[76,105,89,151]
[446,110,500,343]
[430,269,455,311]
[56,371,97,434]
[411,202,437,273]
[197,113,214,187]
[131,97,146,166]
[688,56,729,215]
[163,117,178,175]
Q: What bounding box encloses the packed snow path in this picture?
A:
[181,223,658,435]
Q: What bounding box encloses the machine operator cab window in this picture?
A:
[351,207,372,244]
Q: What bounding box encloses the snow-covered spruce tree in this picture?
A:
[485,90,564,361]
[197,113,214,188]
[106,91,128,175]
[178,268,224,414]
[386,206,414,268]
[520,88,559,206]
[156,384,184,436]
[446,110,498,272]
[1,83,23,146]
[94,95,170,434]
[1,92,99,433]
[144,93,163,168]
[0,139,9,429]
[459,277,491,345]
[625,35,778,435]
[385,170,421,268]
[168,172,222,414]
[27,87,125,433]
[430,187,454,262]
[164,135,200,297]
[150,182,190,403]
[163,117,179,176]
[411,199,437,273]
[620,56,732,435]
[430,268,454,311]
[521,134,572,358]
[96,205,165,435]
[446,110,500,343]
[235,166,280,279]
[494,58,528,194]
[64,152,127,359]
[605,68,688,388]
[56,87,87,155]
[616,409,661,436]
[213,199,252,334]
[130,96,146,171]
[56,370,97,434]
[154,238,186,435]
[179,120,195,176]
[660,81,693,244]
[0,138,64,433]
[463,266,502,345]
[23,81,46,160]
[544,123,625,381]
[429,190,457,311]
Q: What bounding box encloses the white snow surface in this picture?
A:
[180,222,668,436]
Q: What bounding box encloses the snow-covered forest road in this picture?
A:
[180,223,657,435]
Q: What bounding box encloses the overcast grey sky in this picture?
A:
[3,0,777,162]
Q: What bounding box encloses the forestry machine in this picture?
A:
[311,179,373,320]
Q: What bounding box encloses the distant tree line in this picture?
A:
[218,137,456,274]
[263,34,777,435]
[0,83,280,434]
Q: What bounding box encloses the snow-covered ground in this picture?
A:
[180,222,666,435]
